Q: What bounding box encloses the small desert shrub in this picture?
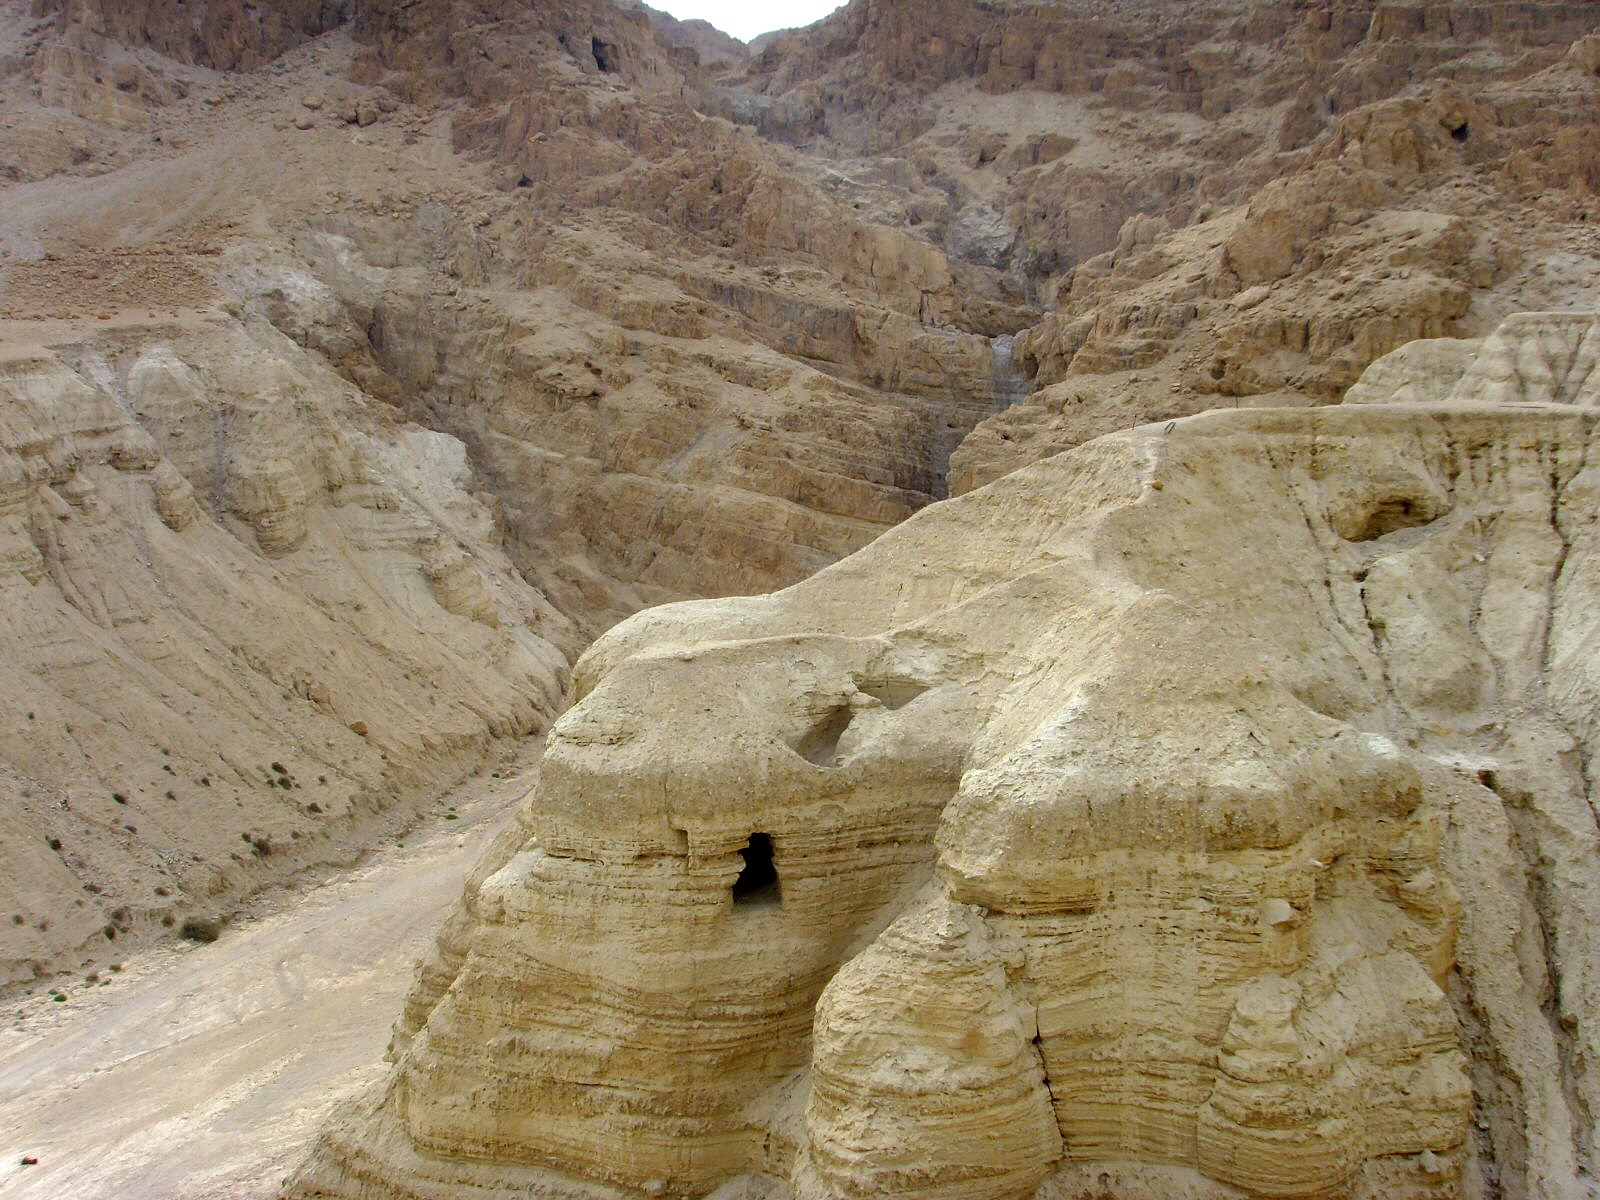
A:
[179,917,222,943]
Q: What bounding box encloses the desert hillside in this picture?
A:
[1,0,1599,1197]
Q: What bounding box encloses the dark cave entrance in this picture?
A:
[591,37,618,73]
[732,833,780,906]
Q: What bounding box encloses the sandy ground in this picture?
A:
[0,743,541,1200]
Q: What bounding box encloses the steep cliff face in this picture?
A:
[285,314,1600,1199]
[940,8,1600,489]
[44,0,352,69]
[715,0,1600,492]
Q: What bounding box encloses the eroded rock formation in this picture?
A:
[4,0,1600,1182]
[286,316,1600,1199]
[0,316,571,985]
[0,0,1014,976]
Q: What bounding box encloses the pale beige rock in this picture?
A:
[5,1,1600,1191]
[287,317,1600,1200]
[0,0,1023,983]
[1346,313,1600,409]
[0,318,573,985]
[1341,336,1483,407]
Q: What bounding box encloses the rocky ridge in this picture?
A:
[0,313,571,986]
[721,0,1600,490]
[286,310,1600,1200]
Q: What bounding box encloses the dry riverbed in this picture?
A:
[0,743,541,1199]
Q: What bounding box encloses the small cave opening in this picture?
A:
[591,37,618,73]
[794,703,854,767]
[854,676,930,710]
[1341,496,1441,542]
[1450,121,1470,142]
[732,833,780,906]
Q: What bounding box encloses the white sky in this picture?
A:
[652,0,844,43]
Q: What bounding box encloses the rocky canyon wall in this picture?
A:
[2,1,1600,1189]
[0,0,1025,977]
[0,313,572,985]
[721,0,1600,491]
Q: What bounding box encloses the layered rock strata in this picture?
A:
[0,316,571,985]
[288,317,1600,1199]
[734,0,1600,494]
[0,0,1024,974]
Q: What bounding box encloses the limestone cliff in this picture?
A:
[940,11,1600,490]
[285,314,1600,1199]
[4,0,1600,1178]
[725,0,1600,492]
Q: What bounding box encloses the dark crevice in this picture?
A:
[732,833,780,905]
[1029,1018,1061,1113]
[1475,769,1590,1160]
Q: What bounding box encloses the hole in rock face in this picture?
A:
[591,37,618,72]
[1450,121,1469,142]
[853,677,930,710]
[1343,497,1439,542]
[793,703,853,767]
[732,833,780,905]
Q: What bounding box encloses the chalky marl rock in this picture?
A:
[0,320,571,985]
[287,315,1600,1199]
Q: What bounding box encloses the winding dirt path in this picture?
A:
[0,746,539,1200]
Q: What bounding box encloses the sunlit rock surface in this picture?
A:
[288,319,1600,1199]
